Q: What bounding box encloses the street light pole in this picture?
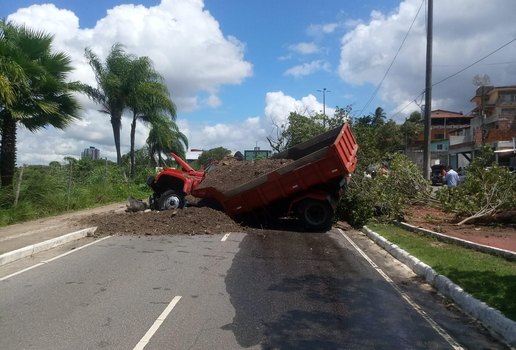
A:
[317,88,331,128]
[422,0,433,180]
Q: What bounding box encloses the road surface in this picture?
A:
[0,228,507,349]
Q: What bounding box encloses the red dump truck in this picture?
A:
[148,123,358,230]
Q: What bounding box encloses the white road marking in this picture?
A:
[338,229,464,350]
[221,233,231,242]
[133,296,182,350]
[0,236,111,281]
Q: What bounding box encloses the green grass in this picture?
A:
[368,223,516,321]
[0,162,152,227]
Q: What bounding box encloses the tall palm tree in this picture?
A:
[371,106,386,127]
[126,56,176,177]
[147,115,188,167]
[0,20,81,188]
[83,43,132,165]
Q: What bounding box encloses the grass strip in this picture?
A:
[368,223,516,321]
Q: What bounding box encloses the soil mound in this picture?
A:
[198,157,292,193]
[82,206,245,236]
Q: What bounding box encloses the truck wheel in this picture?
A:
[158,190,185,210]
[298,199,333,231]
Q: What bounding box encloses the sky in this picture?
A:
[2,0,516,164]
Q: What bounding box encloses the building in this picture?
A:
[244,147,272,161]
[406,110,472,168]
[449,85,516,168]
[81,146,100,160]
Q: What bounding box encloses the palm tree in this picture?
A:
[126,56,176,177]
[83,43,132,165]
[0,20,81,188]
[371,107,386,127]
[147,115,188,167]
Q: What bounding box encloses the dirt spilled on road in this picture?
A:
[82,206,246,236]
[82,157,298,236]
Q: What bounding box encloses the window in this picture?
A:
[437,144,443,150]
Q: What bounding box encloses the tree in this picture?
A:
[83,43,133,165]
[0,21,81,188]
[197,147,231,167]
[437,146,516,225]
[147,115,188,167]
[328,105,352,129]
[267,112,326,152]
[126,55,176,177]
[371,107,386,127]
[337,153,431,227]
[402,111,424,147]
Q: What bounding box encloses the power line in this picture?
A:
[389,37,516,120]
[356,0,425,118]
[432,37,516,87]
[389,90,425,120]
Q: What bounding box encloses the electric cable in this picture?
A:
[356,0,425,118]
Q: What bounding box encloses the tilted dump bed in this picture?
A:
[191,123,358,218]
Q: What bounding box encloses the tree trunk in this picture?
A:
[130,113,137,178]
[111,115,122,165]
[0,111,17,188]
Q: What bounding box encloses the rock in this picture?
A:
[126,196,148,212]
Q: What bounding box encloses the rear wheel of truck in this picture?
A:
[298,199,333,231]
[158,190,185,210]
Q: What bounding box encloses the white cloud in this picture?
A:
[307,22,339,37]
[338,0,516,120]
[264,91,333,127]
[178,117,268,154]
[284,60,331,77]
[7,0,253,164]
[288,42,319,55]
[205,94,222,108]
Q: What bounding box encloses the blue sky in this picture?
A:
[2,0,516,164]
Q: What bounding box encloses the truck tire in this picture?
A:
[158,190,185,210]
[298,199,333,231]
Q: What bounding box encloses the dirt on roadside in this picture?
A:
[403,205,516,252]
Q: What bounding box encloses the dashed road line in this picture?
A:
[133,296,182,350]
[338,229,464,350]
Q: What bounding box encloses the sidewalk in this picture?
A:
[0,202,125,255]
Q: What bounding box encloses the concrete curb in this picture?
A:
[396,221,516,261]
[362,226,516,348]
[0,227,97,267]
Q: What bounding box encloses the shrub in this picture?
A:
[436,148,516,225]
[336,153,431,228]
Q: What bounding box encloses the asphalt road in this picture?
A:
[0,229,507,349]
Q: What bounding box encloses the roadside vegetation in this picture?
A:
[0,21,187,225]
[0,158,151,226]
[369,223,516,321]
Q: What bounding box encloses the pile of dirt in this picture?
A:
[81,206,246,236]
[197,157,293,193]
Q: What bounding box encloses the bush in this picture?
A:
[436,148,516,224]
[336,153,431,228]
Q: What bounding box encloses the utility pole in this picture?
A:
[318,88,331,128]
[422,0,433,180]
